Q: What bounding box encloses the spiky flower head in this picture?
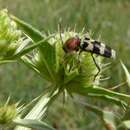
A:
[0,9,22,58]
[26,31,102,95]
[0,104,17,125]
[0,101,23,129]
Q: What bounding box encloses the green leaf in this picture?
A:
[14,118,55,130]
[121,61,130,88]
[11,15,44,42]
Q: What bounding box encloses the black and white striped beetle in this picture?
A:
[62,35,116,80]
[63,36,116,58]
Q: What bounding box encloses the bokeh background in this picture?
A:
[0,0,130,129]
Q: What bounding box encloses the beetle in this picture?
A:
[62,35,116,80]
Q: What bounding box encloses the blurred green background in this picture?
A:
[0,0,130,129]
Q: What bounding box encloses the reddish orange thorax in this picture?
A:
[63,37,81,52]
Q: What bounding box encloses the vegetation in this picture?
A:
[0,0,130,130]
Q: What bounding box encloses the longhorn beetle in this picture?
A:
[58,26,116,80]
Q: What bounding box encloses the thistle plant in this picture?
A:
[1,9,130,130]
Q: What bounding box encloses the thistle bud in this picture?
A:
[0,9,22,58]
[0,104,17,125]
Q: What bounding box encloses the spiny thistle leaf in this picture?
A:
[121,61,130,88]
[15,91,59,130]
[14,118,56,130]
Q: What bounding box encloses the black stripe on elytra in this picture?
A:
[91,40,101,45]
[92,44,100,54]
[80,41,89,50]
[103,48,112,58]
[85,37,90,40]
[105,45,111,51]
[91,40,101,50]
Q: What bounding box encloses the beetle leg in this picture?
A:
[91,53,101,81]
